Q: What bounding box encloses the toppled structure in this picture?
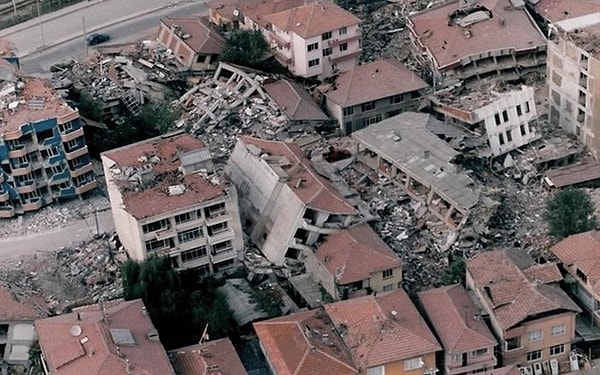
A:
[0,63,97,218]
[352,112,479,229]
[408,0,547,89]
[101,132,244,274]
[431,85,541,156]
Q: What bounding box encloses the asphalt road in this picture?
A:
[22,1,208,73]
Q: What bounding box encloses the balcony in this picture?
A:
[47,153,64,166]
[22,198,43,212]
[268,33,290,49]
[0,206,15,218]
[208,228,234,244]
[0,190,8,202]
[3,128,22,140]
[70,163,93,178]
[274,50,292,65]
[301,219,338,234]
[16,181,37,194]
[329,50,361,63]
[75,180,97,195]
[65,145,88,160]
[49,169,71,185]
[328,34,360,47]
[155,227,176,241]
[60,127,84,143]
[11,164,32,176]
[210,248,235,263]
[42,134,61,147]
[8,146,27,158]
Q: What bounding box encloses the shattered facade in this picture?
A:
[0,69,97,219]
[431,85,541,156]
[101,132,244,274]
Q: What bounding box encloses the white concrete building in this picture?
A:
[227,136,360,265]
[101,132,244,274]
[431,86,541,156]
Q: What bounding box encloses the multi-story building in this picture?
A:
[226,136,360,265]
[538,0,600,158]
[101,132,244,274]
[157,16,225,71]
[431,85,541,156]
[0,73,97,219]
[466,249,581,370]
[419,284,498,375]
[305,222,402,300]
[407,0,547,89]
[317,58,429,135]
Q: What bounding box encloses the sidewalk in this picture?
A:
[0,0,194,58]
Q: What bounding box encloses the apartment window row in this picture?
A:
[382,268,394,279]
[321,27,348,41]
[142,218,169,234]
[308,58,320,67]
[212,240,233,254]
[208,221,229,236]
[178,228,203,244]
[181,246,207,263]
[145,238,173,252]
[307,42,319,52]
[205,202,226,219]
[58,121,75,134]
[526,344,565,363]
[366,366,384,375]
[175,209,203,225]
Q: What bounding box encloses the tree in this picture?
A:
[220,30,269,67]
[439,258,465,286]
[544,188,597,240]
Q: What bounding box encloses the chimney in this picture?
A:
[423,150,430,159]
[77,312,81,321]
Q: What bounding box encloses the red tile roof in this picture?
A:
[321,59,428,107]
[418,284,496,354]
[409,0,546,69]
[239,136,356,214]
[326,289,441,369]
[467,250,581,331]
[254,310,358,375]
[551,230,600,295]
[534,0,600,24]
[263,1,360,39]
[35,299,176,375]
[315,223,401,285]
[160,16,225,54]
[207,0,311,27]
[0,284,43,321]
[263,79,329,121]
[169,338,248,375]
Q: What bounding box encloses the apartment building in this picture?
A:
[466,249,581,370]
[101,132,244,274]
[305,222,402,300]
[407,0,547,89]
[35,299,176,375]
[419,284,497,375]
[157,16,225,71]
[431,85,541,156]
[226,136,360,265]
[317,58,429,135]
[538,0,600,158]
[0,72,97,219]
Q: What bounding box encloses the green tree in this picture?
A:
[220,30,269,67]
[76,91,103,121]
[439,258,465,286]
[544,188,597,240]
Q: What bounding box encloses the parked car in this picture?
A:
[86,33,110,46]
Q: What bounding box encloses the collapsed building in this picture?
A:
[101,132,244,274]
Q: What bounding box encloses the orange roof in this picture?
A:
[551,230,600,295]
[409,0,546,69]
[169,338,248,375]
[240,136,356,214]
[418,284,496,354]
[326,290,441,369]
[321,59,428,107]
[467,250,581,330]
[315,223,401,285]
[160,17,225,54]
[534,0,600,24]
[0,284,43,321]
[253,310,358,375]
[263,1,360,39]
[263,79,329,121]
[35,299,176,375]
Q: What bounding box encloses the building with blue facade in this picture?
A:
[0,73,97,218]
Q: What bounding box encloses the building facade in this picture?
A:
[101,132,244,274]
[0,75,97,219]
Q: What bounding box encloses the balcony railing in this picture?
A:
[8,146,27,158]
[11,163,32,176]
[0,206,15,218]
[65,145,88,160]
[329,50,361,63]
[301,219,339,234]
[328,34,360,47]
[60,127,84,143]
[0,190,8,202]
[75,180,97,195]
[69,163,93,178]
[22,198,43,212]
[16,181,37,194]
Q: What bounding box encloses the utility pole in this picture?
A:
[37,0,45,47]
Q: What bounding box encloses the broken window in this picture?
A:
[307,42,319,52]
[321,31,332,40]
[339,43,348,52]
[308,58,320,67]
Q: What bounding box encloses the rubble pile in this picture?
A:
[0,234,124,313]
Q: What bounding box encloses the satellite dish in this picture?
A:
[70,325,82,337]
[233,9,240,16]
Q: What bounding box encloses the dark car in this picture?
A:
[86,33,110,46]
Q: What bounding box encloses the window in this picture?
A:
[361,101,376,112]
[66,139,79,151]
[525,101,531,113]
[142,219,169,234]
[367,366,384,375]
[175,211,194,224]
[495,113,501,126]
[145,238,171,252]
[576,268,587,282]
[322,31,332,40]
[212,240,233,254]
[205,202,226,218]
[498,133,505,145]
[516,105,522,116]
[450,354,461,362]
[382,269,394,279]
[551,324,566,336]
[339,26,347,35]
[390,94,404,104]
[550,344,565,357]
[506,337,521,351]
[208,221,229,235]
[59,121,73,133]
[307,42,319,52]
[178,228,203,243]
[382,284,393,292]
[502,110,509,122]
[343,107,354,116]
[367,114,382,125]
[520,124,526,136]
[404,357,423,371]
[527,350,542,362]
[308,58,320,67]
[323,47,332,57]
[506,130,512,143]
[339,43,348,52]
[471,348,488,357]
[528,329,542,342]
[181,246,208,263]
[214,258,235,272]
